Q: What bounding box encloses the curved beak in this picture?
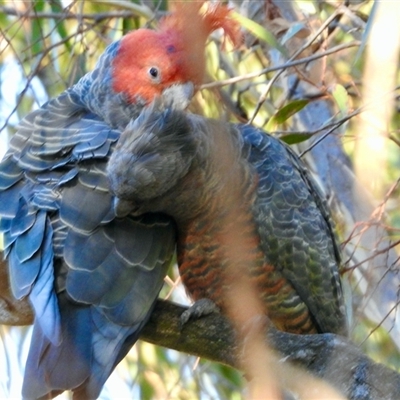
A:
[162,82,194,111]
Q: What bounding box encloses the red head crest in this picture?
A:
[112,1,242,104]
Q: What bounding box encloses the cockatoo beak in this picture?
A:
[162,82,195,111]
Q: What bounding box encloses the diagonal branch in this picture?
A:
[142,300,400,399]
[1,255,399,398]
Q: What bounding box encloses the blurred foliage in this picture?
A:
[0,0,399,398]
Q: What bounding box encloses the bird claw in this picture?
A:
[180,298,220,329]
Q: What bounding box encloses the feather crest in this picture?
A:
[160,1,242,49]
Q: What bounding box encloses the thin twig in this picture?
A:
[0,4,154,21]
[344,239,400,272]
[247,6,348,123]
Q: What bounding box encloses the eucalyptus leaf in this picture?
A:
[232,12,287,56]
[266,99,309,131]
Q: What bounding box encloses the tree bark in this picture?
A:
[0,259,33,326]
[144,300,400,400]
[1,257,399,398]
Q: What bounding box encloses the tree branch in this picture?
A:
[1,255,400,398]
[0,5,154,21]
[143,300,400,399]
[0,259,33,326]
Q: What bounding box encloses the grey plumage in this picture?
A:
[0,44,176,397]
[107,106,348,336]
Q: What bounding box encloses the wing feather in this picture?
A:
[240,124,347,334]
[0,90,176,397]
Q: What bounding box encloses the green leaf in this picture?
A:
[266,99,309,131]
[331,84,348,116]
[31,0,45,57]
[279,132,314,145]
[232,12,287,55]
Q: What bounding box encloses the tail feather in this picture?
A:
[22,294,150,399]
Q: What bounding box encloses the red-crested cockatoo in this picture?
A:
[0,3,240,399]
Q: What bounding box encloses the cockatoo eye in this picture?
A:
[148,67,160,81]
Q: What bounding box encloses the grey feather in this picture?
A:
[240,124,346,334]
[0,40,176,398]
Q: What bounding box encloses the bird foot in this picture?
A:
[180,298,220,328]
